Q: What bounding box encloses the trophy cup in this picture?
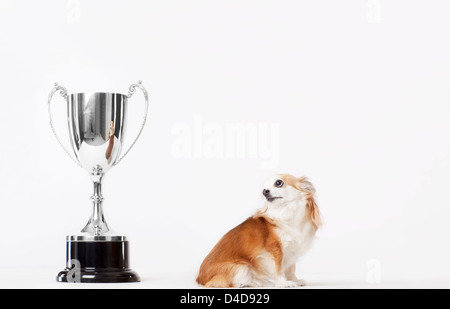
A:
[48,81,149,283]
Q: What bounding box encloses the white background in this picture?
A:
[0,0,449,288]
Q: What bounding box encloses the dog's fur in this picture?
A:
[196,174,322,288]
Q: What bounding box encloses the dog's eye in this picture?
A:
[274,180,284,188]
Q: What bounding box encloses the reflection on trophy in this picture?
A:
[48,81,149,283]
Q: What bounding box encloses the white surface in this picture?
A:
[0,0,450,289]
[0,268,448,289]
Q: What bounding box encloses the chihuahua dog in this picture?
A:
[196,174,322,288]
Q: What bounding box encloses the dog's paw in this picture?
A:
[238,283,256,288]
[296,279,306,287]
[275,280,299,288]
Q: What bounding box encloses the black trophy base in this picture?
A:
[57,239,140,283]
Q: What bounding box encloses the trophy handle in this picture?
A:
[48,83,82,167]
[114,80,149,166]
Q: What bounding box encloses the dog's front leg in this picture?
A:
[273,265,301,288]
[285,264,306,287]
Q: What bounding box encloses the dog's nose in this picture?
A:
[263,189,271,197]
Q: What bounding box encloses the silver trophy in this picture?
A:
[48,81,149,283]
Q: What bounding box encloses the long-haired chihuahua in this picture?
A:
[196,174,322,288]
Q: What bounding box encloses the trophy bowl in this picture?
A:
[48,81,149,283]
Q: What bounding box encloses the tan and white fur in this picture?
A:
[196,174,322,288]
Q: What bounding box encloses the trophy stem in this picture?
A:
[82,165,110,235]
[58,164,140,283]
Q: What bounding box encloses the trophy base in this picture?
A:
[57,237,140,283]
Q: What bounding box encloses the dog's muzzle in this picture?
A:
[263,189,282,202]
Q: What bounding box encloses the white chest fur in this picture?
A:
[276,221,315,267]
[266,200,316,267]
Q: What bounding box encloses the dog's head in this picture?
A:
[262,174,322,230]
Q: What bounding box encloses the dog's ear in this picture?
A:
[297,177,315,193]
[298,177,322,230]
[306,195,322,230]
[281,174,314,192]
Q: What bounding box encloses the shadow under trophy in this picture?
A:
[48,81,149,283]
